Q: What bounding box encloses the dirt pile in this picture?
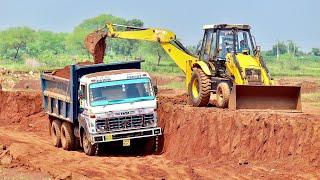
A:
[51,61,94,79]
[158,95,320,165]
[1,91,320,169]
[278,79,319,93]
[13,80,40,90]
[0,91,46,133]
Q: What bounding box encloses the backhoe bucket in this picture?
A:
[229,85,301,112]
[84,31,108,64]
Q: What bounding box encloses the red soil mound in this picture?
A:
[51,61,94,79]
[1,91,320,167]
[13,80,40,90]
[158,95,320,165]
[0,91,46,133]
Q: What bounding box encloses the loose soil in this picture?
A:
[0,90,320,179]
[51,61,94,79]
[278,78,320,93]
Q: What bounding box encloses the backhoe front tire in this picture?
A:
[51,120,62,147]
[216,82,230,108]
[188,68,211,107]
[61,122,75,151]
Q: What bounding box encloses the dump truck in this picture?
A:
[40,61,161,156]
[85,23,301,111]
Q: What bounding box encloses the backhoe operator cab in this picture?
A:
[199,24,257,76]
[194,24,275,108]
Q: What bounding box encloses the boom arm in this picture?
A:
[85,23,198,74]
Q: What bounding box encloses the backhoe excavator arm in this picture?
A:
[85,23,199,75]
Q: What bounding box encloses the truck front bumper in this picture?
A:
[90,127,162,144]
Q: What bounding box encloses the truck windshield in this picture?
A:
[89,78,154,107]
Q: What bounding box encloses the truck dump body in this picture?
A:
[40,61,143,123]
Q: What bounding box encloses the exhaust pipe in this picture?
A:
[229,85,302,112]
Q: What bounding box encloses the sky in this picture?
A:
[0,0,319,51]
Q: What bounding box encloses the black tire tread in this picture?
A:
[51,120,62,147]
[188,68,211,107]
[82,131,97,156]
[61,122,75,151]
[216,82,230,108]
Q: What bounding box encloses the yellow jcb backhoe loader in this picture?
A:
[84,23,301,111]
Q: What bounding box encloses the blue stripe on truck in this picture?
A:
[90,78,150,88]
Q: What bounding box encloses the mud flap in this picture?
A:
[229,85,302,112]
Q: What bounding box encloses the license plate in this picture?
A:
[123,139,130,146]
[105,134,113,141]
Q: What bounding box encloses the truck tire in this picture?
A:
[51,120,62,147]
[60,122,75,150]
[188,68,211,107]
[82,131,96,156]
[143,136,157,154]
[216,82,230,108]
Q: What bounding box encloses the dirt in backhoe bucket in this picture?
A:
[84,31,107,64]
[0,91,320,178]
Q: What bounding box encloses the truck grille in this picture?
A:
[96,114,155,132]
[245,68,262,85]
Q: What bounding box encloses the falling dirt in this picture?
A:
[84,31,108,64]
[0,90,320,179]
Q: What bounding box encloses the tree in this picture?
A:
[0,27,36,60]
[287,40,299,56]
[28,31,68,57]
[266,41,287,56]
[311,48,320,56]
[65,14,144,57]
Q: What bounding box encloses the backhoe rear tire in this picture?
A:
[216,82,230,108]
[51,120,62,147]
[188,68,211,107]
[61,122,75,151]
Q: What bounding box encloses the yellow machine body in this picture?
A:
[84,23,301,111]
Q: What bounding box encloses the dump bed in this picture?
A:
[40,61,142,123]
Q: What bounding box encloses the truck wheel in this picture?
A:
[216,82,230,108]
[60,122,75,150]
[51,120,62,147]
[188,68,211,107]
[82,131,96,156]
[143,136,158,154]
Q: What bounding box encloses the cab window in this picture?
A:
[201,30,214,60]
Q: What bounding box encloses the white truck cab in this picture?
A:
[78,69,161,154]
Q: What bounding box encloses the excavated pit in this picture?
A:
[0,91,319,166]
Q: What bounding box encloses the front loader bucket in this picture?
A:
[229,85,302,112]
[84,31,108,64]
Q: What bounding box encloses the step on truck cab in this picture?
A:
[40,61,161,155]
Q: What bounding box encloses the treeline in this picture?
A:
[265,41,320,57]
[0,14,168,68]
[0,13,319,71]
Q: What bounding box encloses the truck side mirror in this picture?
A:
[153,85,158,96]
[78,89,84,99]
